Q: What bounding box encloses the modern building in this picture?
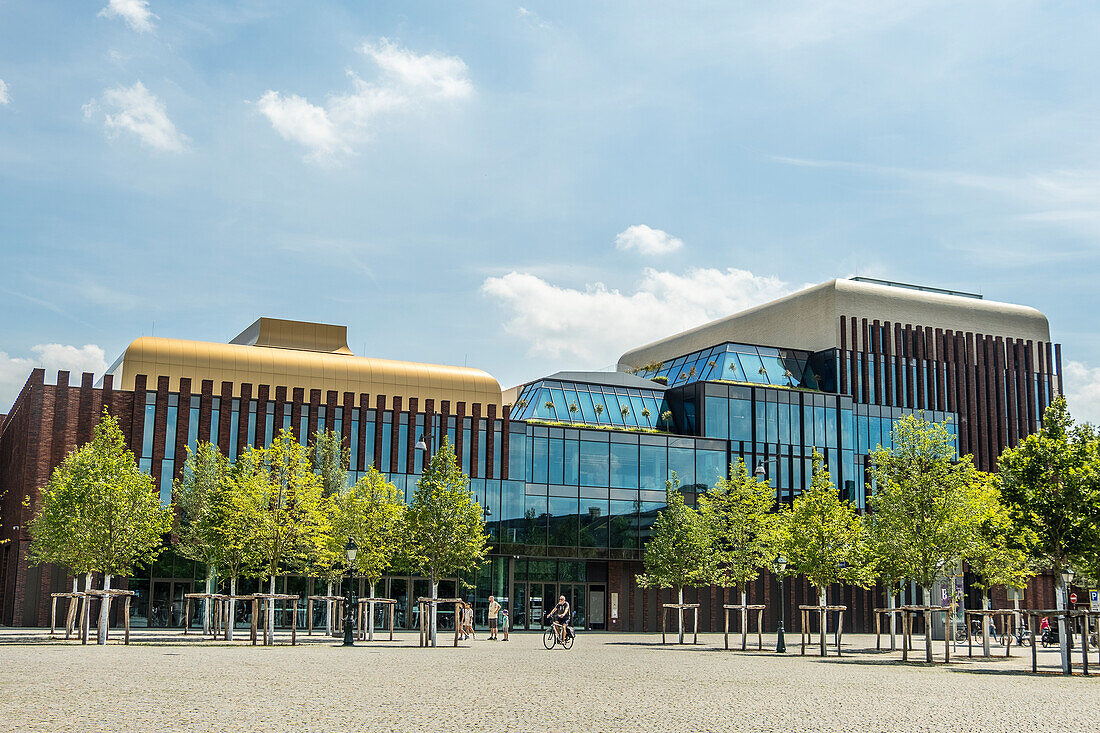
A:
[0,279,1065,634]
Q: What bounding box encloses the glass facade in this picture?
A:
[628,341,836,392]
[511,378,668,430]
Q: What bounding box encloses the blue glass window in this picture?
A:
[579,441,609,487]
[530,436,548,483]
[580,498,609,548]
[609,500,639,550]
[695,449,725,490]
[524,494,547,546]
[564,440,579,484]
[548,496,579,548]
[639,444,667,490]
[730,399,751,442]
[548,438,564,484]
[509,433,526,479]
[704,396,728,439]
[669,446,695,487]
[610,443,639,489]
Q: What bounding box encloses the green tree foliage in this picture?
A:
[251,429,329,643]
[997,396,1100,672]
[331,467,405,586]
[636,475,715,606]
[311,429,350,497]
[699,459,777,596]
[27,409,172,643]
[967,474,1035,595]
[778,450,868,605]
[867,414,992,601]
[173,441,229,633]
[402,438,488,645]
[997,396,1099,580]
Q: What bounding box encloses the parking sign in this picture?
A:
[1091,590,1099,611]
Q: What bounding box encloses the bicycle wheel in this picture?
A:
[563,632,574,649]
[543,627,556,649]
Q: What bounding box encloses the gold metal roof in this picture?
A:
[113,334,502,407]
[229,317,353,354]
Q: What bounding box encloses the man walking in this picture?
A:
[488,596,501,640]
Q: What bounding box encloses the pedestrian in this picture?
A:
[488,595,501,640]
[500,609,509,641]
[463,601,475,640]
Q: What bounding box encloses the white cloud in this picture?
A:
[256,38,472,161]
[518,7,552,29]
[99,0,157,33]
[1062,361,1100,425]
[84,81,189,153]
[614,225,684,256]
[0,79,9,105]
[481,267,791,362]
[0,344,109,413]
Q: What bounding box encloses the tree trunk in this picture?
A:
[266,575,276,645]
[740,589,748,651]
[982,589,991,657]
[226,576,237,641]
[887,584,897,651]
[677,587,684,645]
[1057,575,1070,674]
[203,567,214,635]
[97,574,112,645]
[66,577,79,636]
[922,585,933,663]
[326,580,334,636]
[818,587,827,656]
[430,572,438,648]
[368,583,376,642]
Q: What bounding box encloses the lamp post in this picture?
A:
[775,555,788,653]
[1060,567,1075,674]
[343,538,357,647]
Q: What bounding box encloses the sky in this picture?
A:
[2,1,1100,420]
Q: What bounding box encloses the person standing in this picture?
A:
[500,609,509,641]
[488,596,501,640]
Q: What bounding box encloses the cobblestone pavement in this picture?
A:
[0,628,1095,732]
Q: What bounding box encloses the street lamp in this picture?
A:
[343,538,357,647]
[1061,567,1075,591]
[775,554,788,653]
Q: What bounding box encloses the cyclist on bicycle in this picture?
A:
[547,595,571,643]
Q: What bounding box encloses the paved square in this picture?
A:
[0,628,1094,732]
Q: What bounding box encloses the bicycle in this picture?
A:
[543,615,575,650]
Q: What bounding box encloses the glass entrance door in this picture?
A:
[150,579,193,628]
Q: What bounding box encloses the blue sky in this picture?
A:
[2,1,1100,419]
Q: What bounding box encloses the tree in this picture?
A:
[206,448,265,640]
[777,451,869,654]
[867,415,991,601]
[699,459,777,648]
[27,410,172,644]
[402,438,488,646]
[251,429,329,644]
[173,441,229,634]
[997,396,1100,673]
[636,475,715,643]
[329,467,405,640]
[967,474,1034,655]
[312,429,350,497]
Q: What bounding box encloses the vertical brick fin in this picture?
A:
[987,336,1000,466]
[274,386,289,442]
[198,380,214,443]
[218,382,233,458]
[893,323,904,406]
[993,337,1008,463]
[485,404,496,480]
[255,385,270,449]
[934,329,946,412]
[357,393,370,469]
[455,402,467,472]
[291,388,305,443]
[871,320,883,405]
[50,371,70,471]
[406,398,419,474]
[1054,343,1064,397]
[374,395,386,471]
[101,374,114,420]
[151,376,170,494]
[1004,339,1019,448]
[849,317,860,401]
[76,372,95,445]
[470,403,482,479]
[501,404,511,481]
[972,333,989,470]
[962,333,976,460]
[237,383,253,459]
[1035,343,1047,426]
[859,318,870,403]
[915,326,926,410]
[882,321,893,407]
[423,398,435,469]
[175,378,192,480]
[390,396,402,473]
[1014,341,1028,441]
[131,374,148,456]
[341,391,354,468]
[901,326,912,409]
[838,316,848,395]
[1023,342,1036,434]
[1044,341,1055,414]
[307,388,321,442]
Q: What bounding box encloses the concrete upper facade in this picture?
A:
[618,278,1051,371]
[106,317,503,407]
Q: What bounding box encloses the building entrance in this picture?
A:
[521,582,604,631]
[149,579,192,628]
